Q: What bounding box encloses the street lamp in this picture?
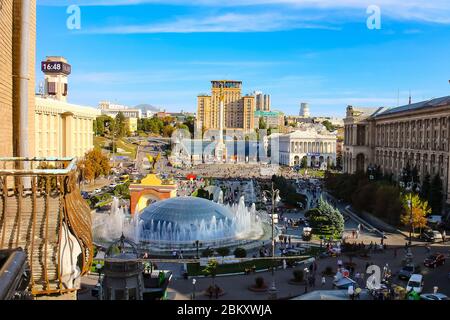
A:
[193,240,202,259]
[262,182,280,300]
[399,168,421,246]
[192,278,197,300]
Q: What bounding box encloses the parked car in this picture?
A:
[94,188,102,194]
[420,293,449,300]
[406,274,424,294]
[420,229,443,242]
[424,253,445,268]
[398,264,421,280]
[427,215,442,225]
[109,183,117,189]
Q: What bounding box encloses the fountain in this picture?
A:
[93,195,271,253]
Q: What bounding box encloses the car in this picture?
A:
[424,253,445,268]
[427,215,442,225]
[94,188,102,194]
[406,274,424,294]
[420,229,443,242]
[109,183,117,189]
[398,264,421,280]
[420,293,449,300]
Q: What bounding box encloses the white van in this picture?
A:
[407,274,424,294]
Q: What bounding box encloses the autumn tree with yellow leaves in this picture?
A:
[401,194,431,234]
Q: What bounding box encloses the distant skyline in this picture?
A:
[36,1,450,117]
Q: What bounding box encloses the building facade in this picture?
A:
[35,97,100,158]
[343,96,450,203]
[197,80,255,132]
[99,101,142,119]
[0,0,36,157]
[254,110,284,129]
[275,128,337,168]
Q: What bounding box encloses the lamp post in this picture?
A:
[192,278,197,300]
[399,168,420,246]
[262,182,281,300]
[193,240,202,259]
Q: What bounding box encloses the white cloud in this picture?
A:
[84,12,340,34]
[39,0,450,25]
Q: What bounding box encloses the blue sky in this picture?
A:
[36,1,450,117]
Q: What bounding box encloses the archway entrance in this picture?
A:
[129,174,178,215]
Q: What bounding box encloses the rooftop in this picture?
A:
[375,95,450,117]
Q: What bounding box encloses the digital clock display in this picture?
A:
[41,61,71,75]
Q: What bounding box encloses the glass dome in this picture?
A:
[140,196,234,224]
[138,197,242,243]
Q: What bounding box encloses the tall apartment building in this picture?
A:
[197,80,255,133]
[0,0,36,157]
[253,91,271,111]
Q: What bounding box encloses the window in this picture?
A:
[63,83,68,96]
[47,82,56,95]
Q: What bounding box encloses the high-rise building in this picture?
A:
[0,0,36,157]
[253,91,271,111]
[300,102,310,118]
[197,80,255,132]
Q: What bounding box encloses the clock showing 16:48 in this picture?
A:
[41,61,72,75]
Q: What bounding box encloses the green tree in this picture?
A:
[429,174,443,215]
[420,174,431,201]
[233,247,247,258]
[115,112,128,137]
[202,259,218,287]
[322,120,336,132]
[301,156,308,168]
[307,198,344,237]
[259,117,267,130]
[183,116,195,135]
[216,247,230,257]
[148,117,164,134]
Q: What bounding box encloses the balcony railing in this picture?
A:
[0,157,92,297]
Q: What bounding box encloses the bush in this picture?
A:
[216,247,230,257]
[233,247,247,258]
[293,270,304,282]
[201,248,214,257]
[255,277,265,288]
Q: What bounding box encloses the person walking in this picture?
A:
[321,276,326,286]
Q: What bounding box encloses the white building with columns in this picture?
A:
[34,97,100,158]
[274,126,337,168]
